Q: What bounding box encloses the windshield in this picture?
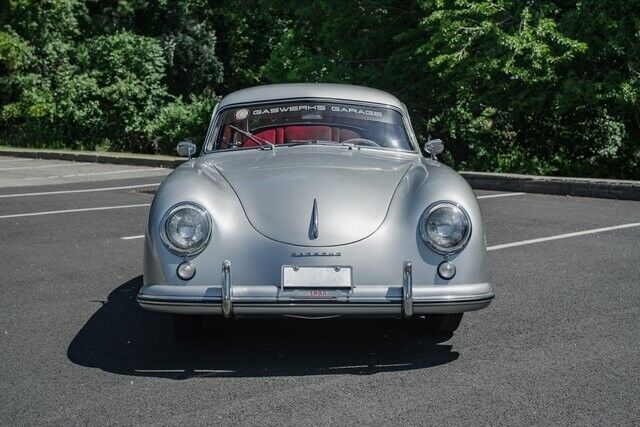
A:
[207,101,413,151]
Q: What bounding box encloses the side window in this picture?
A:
[218,124,249,149]
[218,126,232,150]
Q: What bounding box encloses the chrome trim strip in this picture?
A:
[138,300,220,307]
[137,296,494,307]
[221,260,232,318]
[402,261,413,318]
[311,198,319,239]
[413,298,493,306]
[137,294,494,305]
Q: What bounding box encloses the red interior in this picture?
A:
[241,125,360,147]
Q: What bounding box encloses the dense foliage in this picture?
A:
[1,0,639,178]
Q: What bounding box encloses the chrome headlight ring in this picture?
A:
[160,202,212,257]
[419,201,472,255]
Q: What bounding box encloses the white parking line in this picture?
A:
[121,235,144,240]
[0,162,91,171]
[477,192,526,199]
[0,158,32,163]
[328,365,369,370]
[0,203,150,219]
[23,167,167,180]
[487,222,640,251]
[373,363,412,368]
[0,183,160,198]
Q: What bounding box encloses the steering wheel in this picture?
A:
[341,138,380,147]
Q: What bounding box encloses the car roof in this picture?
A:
[218,83,404,110]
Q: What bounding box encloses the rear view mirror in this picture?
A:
[424,139,444,161]
[176,140,197,159]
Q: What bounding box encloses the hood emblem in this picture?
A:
[309,198,319,239]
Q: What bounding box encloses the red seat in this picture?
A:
[241,125,360,147]
[284,125,332,142]
[243,128,280,147]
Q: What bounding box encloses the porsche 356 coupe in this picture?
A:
[137,83,494,339]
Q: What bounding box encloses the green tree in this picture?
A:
[85,0,224,96]
[1,0,639,175]
[75,31,170,152]
[0,0,85,144]
[257,0,640,178]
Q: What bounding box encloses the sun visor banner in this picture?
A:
[234,103,394,124]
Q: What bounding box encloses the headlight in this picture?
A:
[161,203,212,256]
[420,202,471,254]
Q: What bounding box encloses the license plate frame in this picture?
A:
[281,265,353,289]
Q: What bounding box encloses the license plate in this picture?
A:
[282,266,352,288]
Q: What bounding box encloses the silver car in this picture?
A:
[138,83,494,339]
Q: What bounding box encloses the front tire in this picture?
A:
[172,314,204,341]
[424,313,463,335]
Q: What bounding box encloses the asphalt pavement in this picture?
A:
[0,156,638,425]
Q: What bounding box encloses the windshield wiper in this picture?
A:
[286,139,359,150]
[229,125,275,150]
[337,140,358,150]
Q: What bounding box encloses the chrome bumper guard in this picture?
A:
[220,259,414,319]
[402,261,413,318]
[221,260,232,318]
[138,260,494,316]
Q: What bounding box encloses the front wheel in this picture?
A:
[423,313,463,335]
[172,314,204,341]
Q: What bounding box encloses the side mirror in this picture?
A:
[176,140,197,160]
[424,139,444,161]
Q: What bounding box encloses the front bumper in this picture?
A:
[138,261,494,317]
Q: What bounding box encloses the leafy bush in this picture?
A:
[149,95,219,155]
[74,32,170,152]
[1,0,639,179]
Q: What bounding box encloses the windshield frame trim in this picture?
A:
[202,97,419,155]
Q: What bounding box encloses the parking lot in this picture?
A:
[0,155,638,425]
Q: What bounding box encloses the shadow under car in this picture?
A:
[67,276,460,379]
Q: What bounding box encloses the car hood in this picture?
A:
[202,146,417,247]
